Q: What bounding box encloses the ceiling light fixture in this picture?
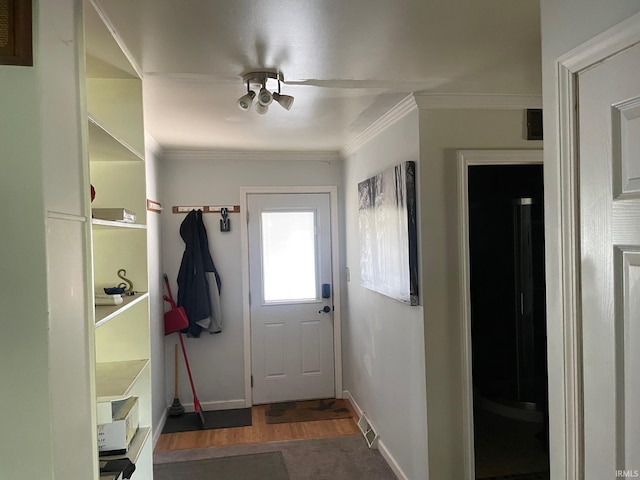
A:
[237,71,294,113]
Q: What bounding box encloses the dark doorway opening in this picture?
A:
[468,164,549,479]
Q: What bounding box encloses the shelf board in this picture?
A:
[95,292,149,327]
[99,426,151,466]
[88,116,144,162]
[92,218,147,229]
[96,359,150,402]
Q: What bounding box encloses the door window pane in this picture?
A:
[261,211,317,302]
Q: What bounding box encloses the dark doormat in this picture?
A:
[265,398,352,425]
[154,452,289,480]
[162,408,252,433]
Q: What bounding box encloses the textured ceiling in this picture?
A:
[92,0,542,152]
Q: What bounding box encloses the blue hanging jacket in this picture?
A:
[176,210,222,337]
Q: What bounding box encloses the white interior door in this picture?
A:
[578,42,640,477]
[248,193,335,404]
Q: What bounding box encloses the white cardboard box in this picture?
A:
[97,396,139,454]
[92,208,137,223]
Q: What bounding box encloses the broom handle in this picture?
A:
[163,273,176,304]
[178,332,201,413]
[174,343,179,398]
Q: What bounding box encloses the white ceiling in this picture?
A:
[94,0,542,152]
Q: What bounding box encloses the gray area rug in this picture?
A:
[154,435,398,480]
[154,452,289,480]
[481,473,549,480]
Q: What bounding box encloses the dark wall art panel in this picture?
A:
[0,0,32,66]
[358,161,418,305]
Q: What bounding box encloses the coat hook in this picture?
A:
[220,207,231,232]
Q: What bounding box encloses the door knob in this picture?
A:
[319,306,331,313]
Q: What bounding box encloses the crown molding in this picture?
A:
[413,93,542,110]
[162,149,341,163]
[160,94,542,162]
[342,94,418,158]
[341,93,542,158]
[144,132,164,158]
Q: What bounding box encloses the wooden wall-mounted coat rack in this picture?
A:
[147,199,162,213]
[172,205,241,232]
[172,205,241,214]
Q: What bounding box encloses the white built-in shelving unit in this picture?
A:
[83,1,153,477]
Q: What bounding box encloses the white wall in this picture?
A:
[0,44,55,480]
[342,106,542,480]
[418,108,542,479]
[342,108,428,480]
[159,153,343,409]
[539,2,640,478]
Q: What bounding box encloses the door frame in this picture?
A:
[239,186,342,407]
[551,12,640,480]
[457,149,544,479]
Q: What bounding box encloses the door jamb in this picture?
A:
[457,149,543,479]
[239,186,343,407]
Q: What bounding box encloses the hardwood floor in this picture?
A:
[154,400,361,452]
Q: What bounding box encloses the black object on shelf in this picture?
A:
[99,458,135,479]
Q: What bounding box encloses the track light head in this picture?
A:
[255,102,269,115]
[273,92,294,110]
[237,90,255,111]
[257,87,273,107]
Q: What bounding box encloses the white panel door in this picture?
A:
[248,193,335,404]
[578,42,640,478]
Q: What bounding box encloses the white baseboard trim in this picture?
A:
[202,399,247,411]
[153,409,168,448]
[378,440,410,480]
[342,390,410,480]
[342,390,363,417]
[154,399,245,447]
[179,399,247,412]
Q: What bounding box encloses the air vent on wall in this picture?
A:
[526,109,543,140]
[357,414,379,449]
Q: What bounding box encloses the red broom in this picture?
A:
[162,274,188,335]
[163,274,206,428]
